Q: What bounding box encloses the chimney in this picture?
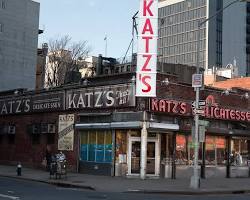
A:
[96,54,103,76]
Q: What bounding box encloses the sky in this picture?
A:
[35,0,140,59]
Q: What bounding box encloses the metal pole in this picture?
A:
[190,21,201,189]
[226,136,231,178]
[105,35,108,57]
[140,111,148,179]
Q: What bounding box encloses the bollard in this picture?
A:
[17,162,22,176]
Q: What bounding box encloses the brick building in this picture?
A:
[0,72,250,179]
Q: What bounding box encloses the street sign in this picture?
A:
[192,101,206,108]
[192,74,203,88]
[193,109,205,115]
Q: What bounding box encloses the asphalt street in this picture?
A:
[1,177,250,200]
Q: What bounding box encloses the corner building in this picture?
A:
[0,72,250,179]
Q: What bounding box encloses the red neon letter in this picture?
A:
[143,0,153,16]
[142,36,153,53]
[142,19,154,34]
[151,98,158,111]
[141,55,152,71]
[142,76,151,92]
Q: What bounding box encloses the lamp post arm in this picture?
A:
[199,0,241,27]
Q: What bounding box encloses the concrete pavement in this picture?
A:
[0,165,250,194]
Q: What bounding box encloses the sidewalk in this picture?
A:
[0,165,250,194]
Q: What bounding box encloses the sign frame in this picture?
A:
[136,0,158,97]
[192,74,203,88]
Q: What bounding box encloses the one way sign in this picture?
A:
[192,101,206,108]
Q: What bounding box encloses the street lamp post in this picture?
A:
[190,0,249,189]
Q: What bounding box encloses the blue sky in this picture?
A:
[35,0,139,59]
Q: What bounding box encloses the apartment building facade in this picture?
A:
[0,0,40,91]
[158,0,250,76]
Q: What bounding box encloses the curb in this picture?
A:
[0,174,95,191]
[126,189,250,195]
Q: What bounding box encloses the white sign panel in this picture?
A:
[192,74,203,88]
[58,114,75,151]
[136,0,158,97]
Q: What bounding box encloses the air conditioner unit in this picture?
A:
[48,124,56,133]
[8,125,15,134]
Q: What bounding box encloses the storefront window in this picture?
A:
[176,134,187,165]
[205,136,226,165]
[89,132,96,161]
[81,133,88,161]
[96,132,104,162]
[230,137,250,166]
[80,130,112,163]
[105,132,112,163]
[176,134,202,165]
[115,130,128,164]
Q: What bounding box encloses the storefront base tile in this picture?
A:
[206,166,226,178]
[231,167,249,178]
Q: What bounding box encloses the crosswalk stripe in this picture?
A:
[0,194,20,200]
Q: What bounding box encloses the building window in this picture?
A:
[80,130,112,163]
[205,136,226,165]
[230,137,250,166]
[115,130,127,162]
[176,134,202,165]
[0,23,3,33]
[1,0,5,9]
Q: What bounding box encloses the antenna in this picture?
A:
[104,35,108,57]
[131,11,139,60]
[121,11,139,65]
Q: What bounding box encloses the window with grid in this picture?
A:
[80,130,112,163]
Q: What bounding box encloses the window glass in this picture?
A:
[104,131,112,163]
[176,134,187,164]
[176,134,203,165]
[205,136,226,165]
[0,23,3,33]
[96,132,104,162]
[80,133,88,161]
[88,132,96,161]
[230,138,250,166]
[80,131,113,163]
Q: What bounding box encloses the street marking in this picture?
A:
[0,194,20,200]
[7,191,14,194]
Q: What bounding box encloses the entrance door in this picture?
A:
[147,142,156,174]
[128,136,159,176]
[131,141,141,174]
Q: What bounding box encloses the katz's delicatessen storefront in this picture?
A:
[76,85,250,179]
[148,94,250,179]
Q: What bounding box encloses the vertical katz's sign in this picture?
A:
[136,0,158,97]
[58,114,75,151]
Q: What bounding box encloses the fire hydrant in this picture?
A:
[17,162,22,176]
